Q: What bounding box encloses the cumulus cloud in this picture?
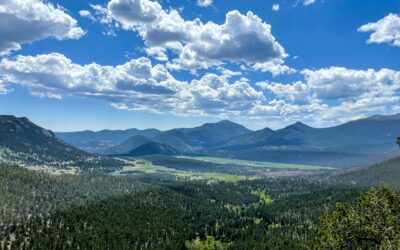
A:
[358,13,400,47]
[2,52,398,126]
[0,53,264,116]
[197,0,213,7]
[250,60,297,76]
[91,0,288,73]
[257,81,311,105]
[0,0,85,55]
[253,66,400,125]
[272,4,280,11]
[302,67,400,100]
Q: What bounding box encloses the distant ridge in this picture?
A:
[56,128,161,153]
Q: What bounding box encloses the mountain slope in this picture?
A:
[209,114,400,168]
[0,116,88,159]
[123,142,179,156]
[214,127,291,150]
[153,120,251,153]
[103,135,151,155]
[0,116,124,171]
[56,128,161,153]
[336,155,400,189]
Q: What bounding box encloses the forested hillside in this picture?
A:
[0,162,364,249]
[0,115,125,172]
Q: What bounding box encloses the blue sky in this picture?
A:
[0,0,400,131]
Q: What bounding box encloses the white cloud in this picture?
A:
[0,81,10,94]
[79,10,95,21]
[253,66,400,126]
[392,105,400,113]
[303,0,316,6]
[250,60,297,76]
[272,4,280,11]
[188,74,264,114]
[0,53,264,116]
[92,0,288,72]
[0,0,85,55]
[302,67,400,100]
[257,81,311,105]
[2,52,398,127]
[358,13,400,47]
[197,0,213,7]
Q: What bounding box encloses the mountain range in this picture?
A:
[1,114,400,169]
[56,114,400,168]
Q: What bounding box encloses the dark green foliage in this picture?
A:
[316,184,400,249]
[0,164,148,241]
[1,169,363,249]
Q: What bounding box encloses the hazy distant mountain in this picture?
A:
[273,115,400,154]
[153,120,251,153]
[0,115,124,171]
[103,135,151,155]
[56,128,161,153]
[123,142,179,157]
[209,114,400,168]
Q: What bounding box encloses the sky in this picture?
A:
[0,0,400,131]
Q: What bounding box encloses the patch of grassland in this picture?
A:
[178,156,333,170]
[199,172,245,182]
[114,158,245,182]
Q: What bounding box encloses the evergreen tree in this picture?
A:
[316,184,400,249]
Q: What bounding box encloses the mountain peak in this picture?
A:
[200,120,249,131]
[293,121,309,127]
[217,119,235,124]
[283,121,314,131]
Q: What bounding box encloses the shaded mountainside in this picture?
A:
[217,116,400,153]
[102,135,151,155]
[123,142,179,156]
[56,128,161,153]
[0,115,124,171]
[0,115,89,160]
[208,114,400,168]
[153,120,251,153]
